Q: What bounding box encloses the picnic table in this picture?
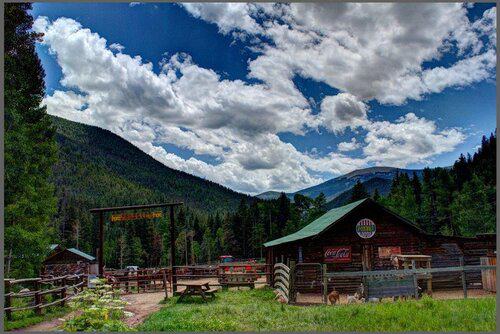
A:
[177,281,217,302]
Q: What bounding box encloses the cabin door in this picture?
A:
[362,245,373,271]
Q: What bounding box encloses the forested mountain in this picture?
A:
[51,115,252,213]
[49,117,334,268]
[324,177,392,210]
[50,115,255,268]
[256,167,423,201]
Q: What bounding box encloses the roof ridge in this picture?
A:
[264,198,369,247]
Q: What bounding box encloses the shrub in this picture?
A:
[61,278,134,332]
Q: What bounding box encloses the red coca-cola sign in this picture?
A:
[324,246,351,263]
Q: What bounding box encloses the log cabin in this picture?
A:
[264,198,496,293]
[42,245,98,277]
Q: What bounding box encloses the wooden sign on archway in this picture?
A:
[90,202,183,291]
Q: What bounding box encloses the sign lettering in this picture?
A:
[324,246,351,263]
[356,218,376,238]
[110,211,162,222]
[378,246,401,258]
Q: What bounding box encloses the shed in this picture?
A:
[42,245,98,276]
[264,198,496,292]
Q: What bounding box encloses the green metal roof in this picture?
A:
[67,248,95,261]
[264,198,368,247]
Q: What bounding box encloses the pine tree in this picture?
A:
[421,168,438,234]
[4,3,58,277]
[276,193,291,234]
[350,180,368,202]
[451,174,495,236]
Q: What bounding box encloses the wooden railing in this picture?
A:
[104,263,272,295]
[4,274,86,321]
[106,267,171,296]
[324,263,497,300]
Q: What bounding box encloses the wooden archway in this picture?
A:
[90,202,183,291]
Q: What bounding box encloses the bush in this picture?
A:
[61,278,134,332]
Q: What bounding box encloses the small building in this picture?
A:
[264,198,496,292]
[42,245,98,277]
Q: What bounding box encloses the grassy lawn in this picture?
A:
[139,288,496,331]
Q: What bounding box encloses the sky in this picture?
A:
[31,2,496,195]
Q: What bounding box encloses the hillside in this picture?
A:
[324,177,392,210]
[257,167,423,201]
[51,115,252,213]
[49,115,256,263]
[296,166,423,201]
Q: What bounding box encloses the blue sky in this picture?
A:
[32,3,496,194]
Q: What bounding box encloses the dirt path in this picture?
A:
[121,292,166,327]
[17,292,166,331]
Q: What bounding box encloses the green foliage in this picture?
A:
[139,288,496,331]
[4,3,58,278]
[61,278,133,332]
[350,180,368,202]
[381,133,496,236]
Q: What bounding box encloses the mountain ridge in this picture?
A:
[256,166,424,201]
[51,115,253,214]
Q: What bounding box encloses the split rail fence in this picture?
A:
[104,263,272,295]
[4,274,86,321]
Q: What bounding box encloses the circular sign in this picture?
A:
[356,218,376,239]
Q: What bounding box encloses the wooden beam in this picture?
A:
[90,202,183,213]
[170,205,177,294]
[98,211,104,277]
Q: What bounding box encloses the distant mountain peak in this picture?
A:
[257,166,424,202]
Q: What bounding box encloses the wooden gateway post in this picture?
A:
[90,202,183,287]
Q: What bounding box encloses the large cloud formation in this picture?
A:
[34,3,495,194]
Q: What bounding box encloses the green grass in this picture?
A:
[139,288,496,331]
[4,305,70,331]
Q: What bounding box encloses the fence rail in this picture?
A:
[324,263,497,301]
[104,263,272,294]
[4,274,86,320]
[325,265,497,278]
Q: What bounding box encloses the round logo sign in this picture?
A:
[356,218,376,238]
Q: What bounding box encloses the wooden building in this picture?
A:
[42,245,98,277]
[264,198,496,292]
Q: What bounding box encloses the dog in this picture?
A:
[328,288,340,305]
[347,295,358,304]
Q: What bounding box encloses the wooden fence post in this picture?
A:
[411,260,419,299]
[460,257,467,299]
[61,276,67,307]
[34,279,42,315]
[162,268,169,301]
[5,280,12,321]
[426,258,432,297]
[289,261,296,303]
[322,264,328,304]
